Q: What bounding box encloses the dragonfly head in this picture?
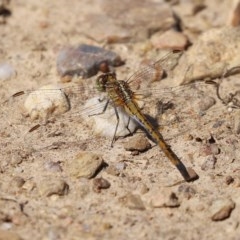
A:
[96,72,116,92]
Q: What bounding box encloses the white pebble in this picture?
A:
[0,63,16,80]
[24,84,70,120]
[83,97,137,139]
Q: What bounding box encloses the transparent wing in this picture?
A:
[126,50,183,91]
[0,78,212,130]
[0,82,114,152]
[0,50,188,132]
[1,84,108,126]
[0,54,230,153]
[0,82,192,151]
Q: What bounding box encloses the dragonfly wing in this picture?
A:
[152,50,183,77]
[126,51,183,94]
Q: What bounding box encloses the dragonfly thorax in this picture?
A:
[107,80,135,107]
[96,73,135,106]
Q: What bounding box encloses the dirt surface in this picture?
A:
[1,1,240,240]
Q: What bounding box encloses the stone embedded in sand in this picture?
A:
[197,96,216,112]
[150,29,188,50]
[210,198,235,221]
[44,161,63,172]
[92,177,111,193]
[225,176,234,185]
[83,97,137,140]
[0,63,16,81]
[149,188,180,208]
[178,184,196,199]
[64,151,104,179]
[56,44,123,78]
[12,176,25,188]
[120,193,145,210]
[175,27,240,84]
[37,177,69,197]
[199,144,220,157]
[201,155,217,171]
[123,134,151,153]
[24,84,70,121]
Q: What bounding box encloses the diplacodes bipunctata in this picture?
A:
[1,50,217,182]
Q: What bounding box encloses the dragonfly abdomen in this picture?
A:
[125,100,193,181]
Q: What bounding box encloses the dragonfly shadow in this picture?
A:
[134,113,160,143]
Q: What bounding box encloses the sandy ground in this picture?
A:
[1,1,240,240]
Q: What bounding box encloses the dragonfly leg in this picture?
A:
[88,99,110,117]
[111,108,135,147]
[111,105,120,147]
[125,116,134,136]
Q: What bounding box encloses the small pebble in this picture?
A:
[24,84,70,120]
[115,162,127,171]
[210,198,235,221]
[150,189,180,208]
[102,222,113,230]
[56,44,123,78]
[44,161,62,172]
[92,177,111,193]
[212,120,225,129]
[119,193,145,210]
[150,29,188,50]
[0,222,13,230]
[105,162,126,176]
[123,134,151,153]
[38,177,69,197]
[195,137,203,142]
[178,184,196,199]
[210,144,220,155]
[22,180,36,192]
[64,151,104,179]
[10,154,23,166]
[185,134,194,141]
[3,176,25,195]
[0,63,16,81]
[198,96,216,112]
[199,144,220,157]
[137,183,149,195]
[225,176,234,185]
[105,165,120,176]
[12,176,25,188]
[201,155,217,171]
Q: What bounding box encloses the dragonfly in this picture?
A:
[1,50,205,181]
[95,72,197,182]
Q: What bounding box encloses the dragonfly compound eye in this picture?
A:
[96,74,108,92]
